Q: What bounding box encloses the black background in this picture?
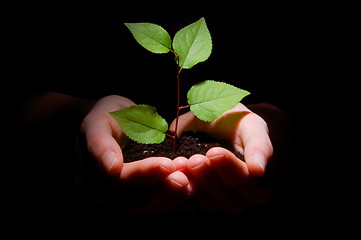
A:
[5,1,355,235]
[9,2,334,120]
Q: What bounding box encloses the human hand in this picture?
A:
[170,103,274,214]
[80,95,191,214]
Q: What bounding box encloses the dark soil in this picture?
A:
[123,131,244,162]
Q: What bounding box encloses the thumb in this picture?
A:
[243,135,273,177]
[95,137,123,176]
[86,129,124,176]
[237,111,273,177]
[81,114,124,176]
[80,95,136,177]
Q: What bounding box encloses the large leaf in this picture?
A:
[172,17,212,69]
[124,23,172,54]
[187,80,250,122]
[110,105,168,144]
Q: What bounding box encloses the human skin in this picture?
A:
[81,95,277,214]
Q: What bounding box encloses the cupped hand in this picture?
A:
[80,95,191,214]
[170,103,274,214]
[171,103,273,177]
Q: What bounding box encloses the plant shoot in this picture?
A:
[110,17,250,150]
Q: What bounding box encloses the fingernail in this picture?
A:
[167,171,188,188]
[189,155,209,171]
[102,151,117,171]
[160,165,173,173]
[169,179,184,187]
[253,151,266,172]
[159,159,176,173]
[191,162,206,170]
[208,154,225,160]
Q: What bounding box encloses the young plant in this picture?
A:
[110,17,250,151]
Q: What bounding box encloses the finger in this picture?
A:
[187,154,247,213]
[238,113,273,177]
[173,157,193,194]
[80,95,136,176]
[206,147,249,186]
[207,148,273,208]
[119,157,177,187]
[173,156,188,172]
[166,171,192,194]
[186,154,226,200]
[81,113,124,176]
[187,154,211,177]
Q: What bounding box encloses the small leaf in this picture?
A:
[173,17,212,69]
[110,105,168,144]
[187,80,250,122]
[124,22,172,54]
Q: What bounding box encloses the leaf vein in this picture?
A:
[190,92,243,106]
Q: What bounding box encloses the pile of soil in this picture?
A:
[123,131,244,162]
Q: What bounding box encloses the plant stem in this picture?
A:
[173,66,183,152]
[171,50,182,153]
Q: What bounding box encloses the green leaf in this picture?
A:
[173,17,212,69]
[110,105,168,144]
[187,80,250,122]
[124,22,172,54]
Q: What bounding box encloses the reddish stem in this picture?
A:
[170,50,182,153]
[173,66,182,152]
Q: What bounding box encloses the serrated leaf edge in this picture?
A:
[173,17,212,69]
[124,22,171,54]
[110,104,168,144]
[187,80,250,106]
[111,104,168,133]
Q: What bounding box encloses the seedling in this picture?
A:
[110,17,250,152]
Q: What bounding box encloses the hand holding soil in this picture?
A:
[80,95,277,214]
[170,103,273,177]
